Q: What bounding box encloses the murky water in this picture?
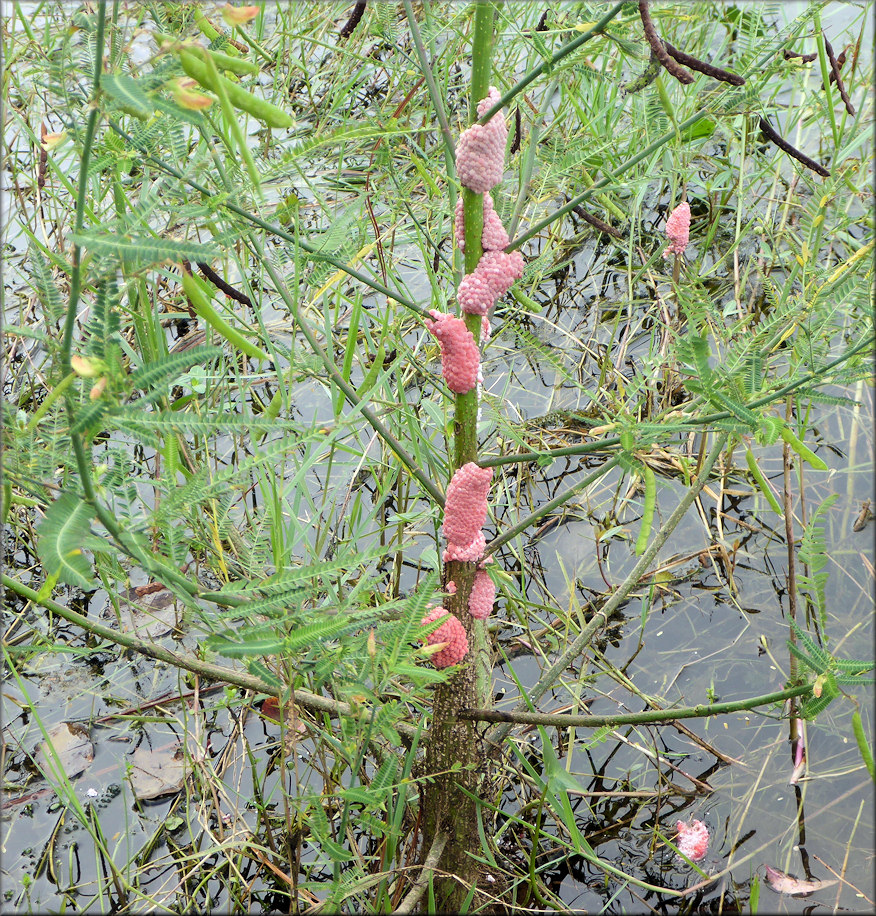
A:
[3,2,873,912]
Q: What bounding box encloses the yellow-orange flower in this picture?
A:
[170,78,214,110]
[221,4,259,26]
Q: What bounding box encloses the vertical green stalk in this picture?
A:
[60,0,106,371]
[421,4,497,911]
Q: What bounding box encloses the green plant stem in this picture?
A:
[469,1,495,120]
[105,119,425,316]
[259,251,445,507]
[480,435,623,468]
[60,0,106,371]
[1,573,418,741]
[422,8,496,911]
[490,432,729,745]
[402,0,455,169]
[462,683,813,728]
[486,456,621,555]
[476,3,626,125]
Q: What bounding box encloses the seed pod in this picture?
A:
[178,46,293,129]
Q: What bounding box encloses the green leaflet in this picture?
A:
[70,232,223,265]
[128,347,223,398]
[797,494,838,624]
[35,492,98,590]
[28,244,65,324]
[100,73,154,120]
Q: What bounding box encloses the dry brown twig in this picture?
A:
[758,117,830,178]
[637,0,694,84]
[824,35,855,115]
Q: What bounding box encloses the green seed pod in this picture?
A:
[780,427,828,471]
[635,463,656,556]
[745,449,783,514]
[181,272,268,361]
[207,48,259,76]
[178,46,293,129]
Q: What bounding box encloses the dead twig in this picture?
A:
[663,40,744,86]
[339,1,366,40]
[758,117,830,178]
[637,1,694,84]
[824,35,855,115]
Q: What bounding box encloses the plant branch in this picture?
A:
[105,120,425,316]
[403,0,456,168]
[259,251,445,507]
[395,830,449,915]
[476,3,626,125]
[479,331,874,470]
[463,683,813,728]
[60,0,106,371]
[485,456,621,555]
[1,573,418,742]
[489,432,729,744]
[508,28,810,252]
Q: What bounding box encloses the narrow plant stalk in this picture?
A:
[490,432,730,744]
[508,28,811,252]
[403,0,455,168]
[422,6,496,910]
[395,831,448,915]
[60,0,106,370]
[259,254,445,507]
[1,573,418,741]
[462,683,814,728]
[486,457,621,555]
[105,120,425,315]
[476,3,625,125]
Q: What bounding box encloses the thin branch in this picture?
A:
[395,831,449,915]
[663,40,744,86]
[463,684,813,728]
[637,0,694,85]
[485,457,621,555]
[403,0,456,167]
[106,120,426,316]
[1,574,417,742]
[758,116,831,178]
[489,432,730,745]
[259,252,446,507]
[508,29,803,252]
[476,3,626,125]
